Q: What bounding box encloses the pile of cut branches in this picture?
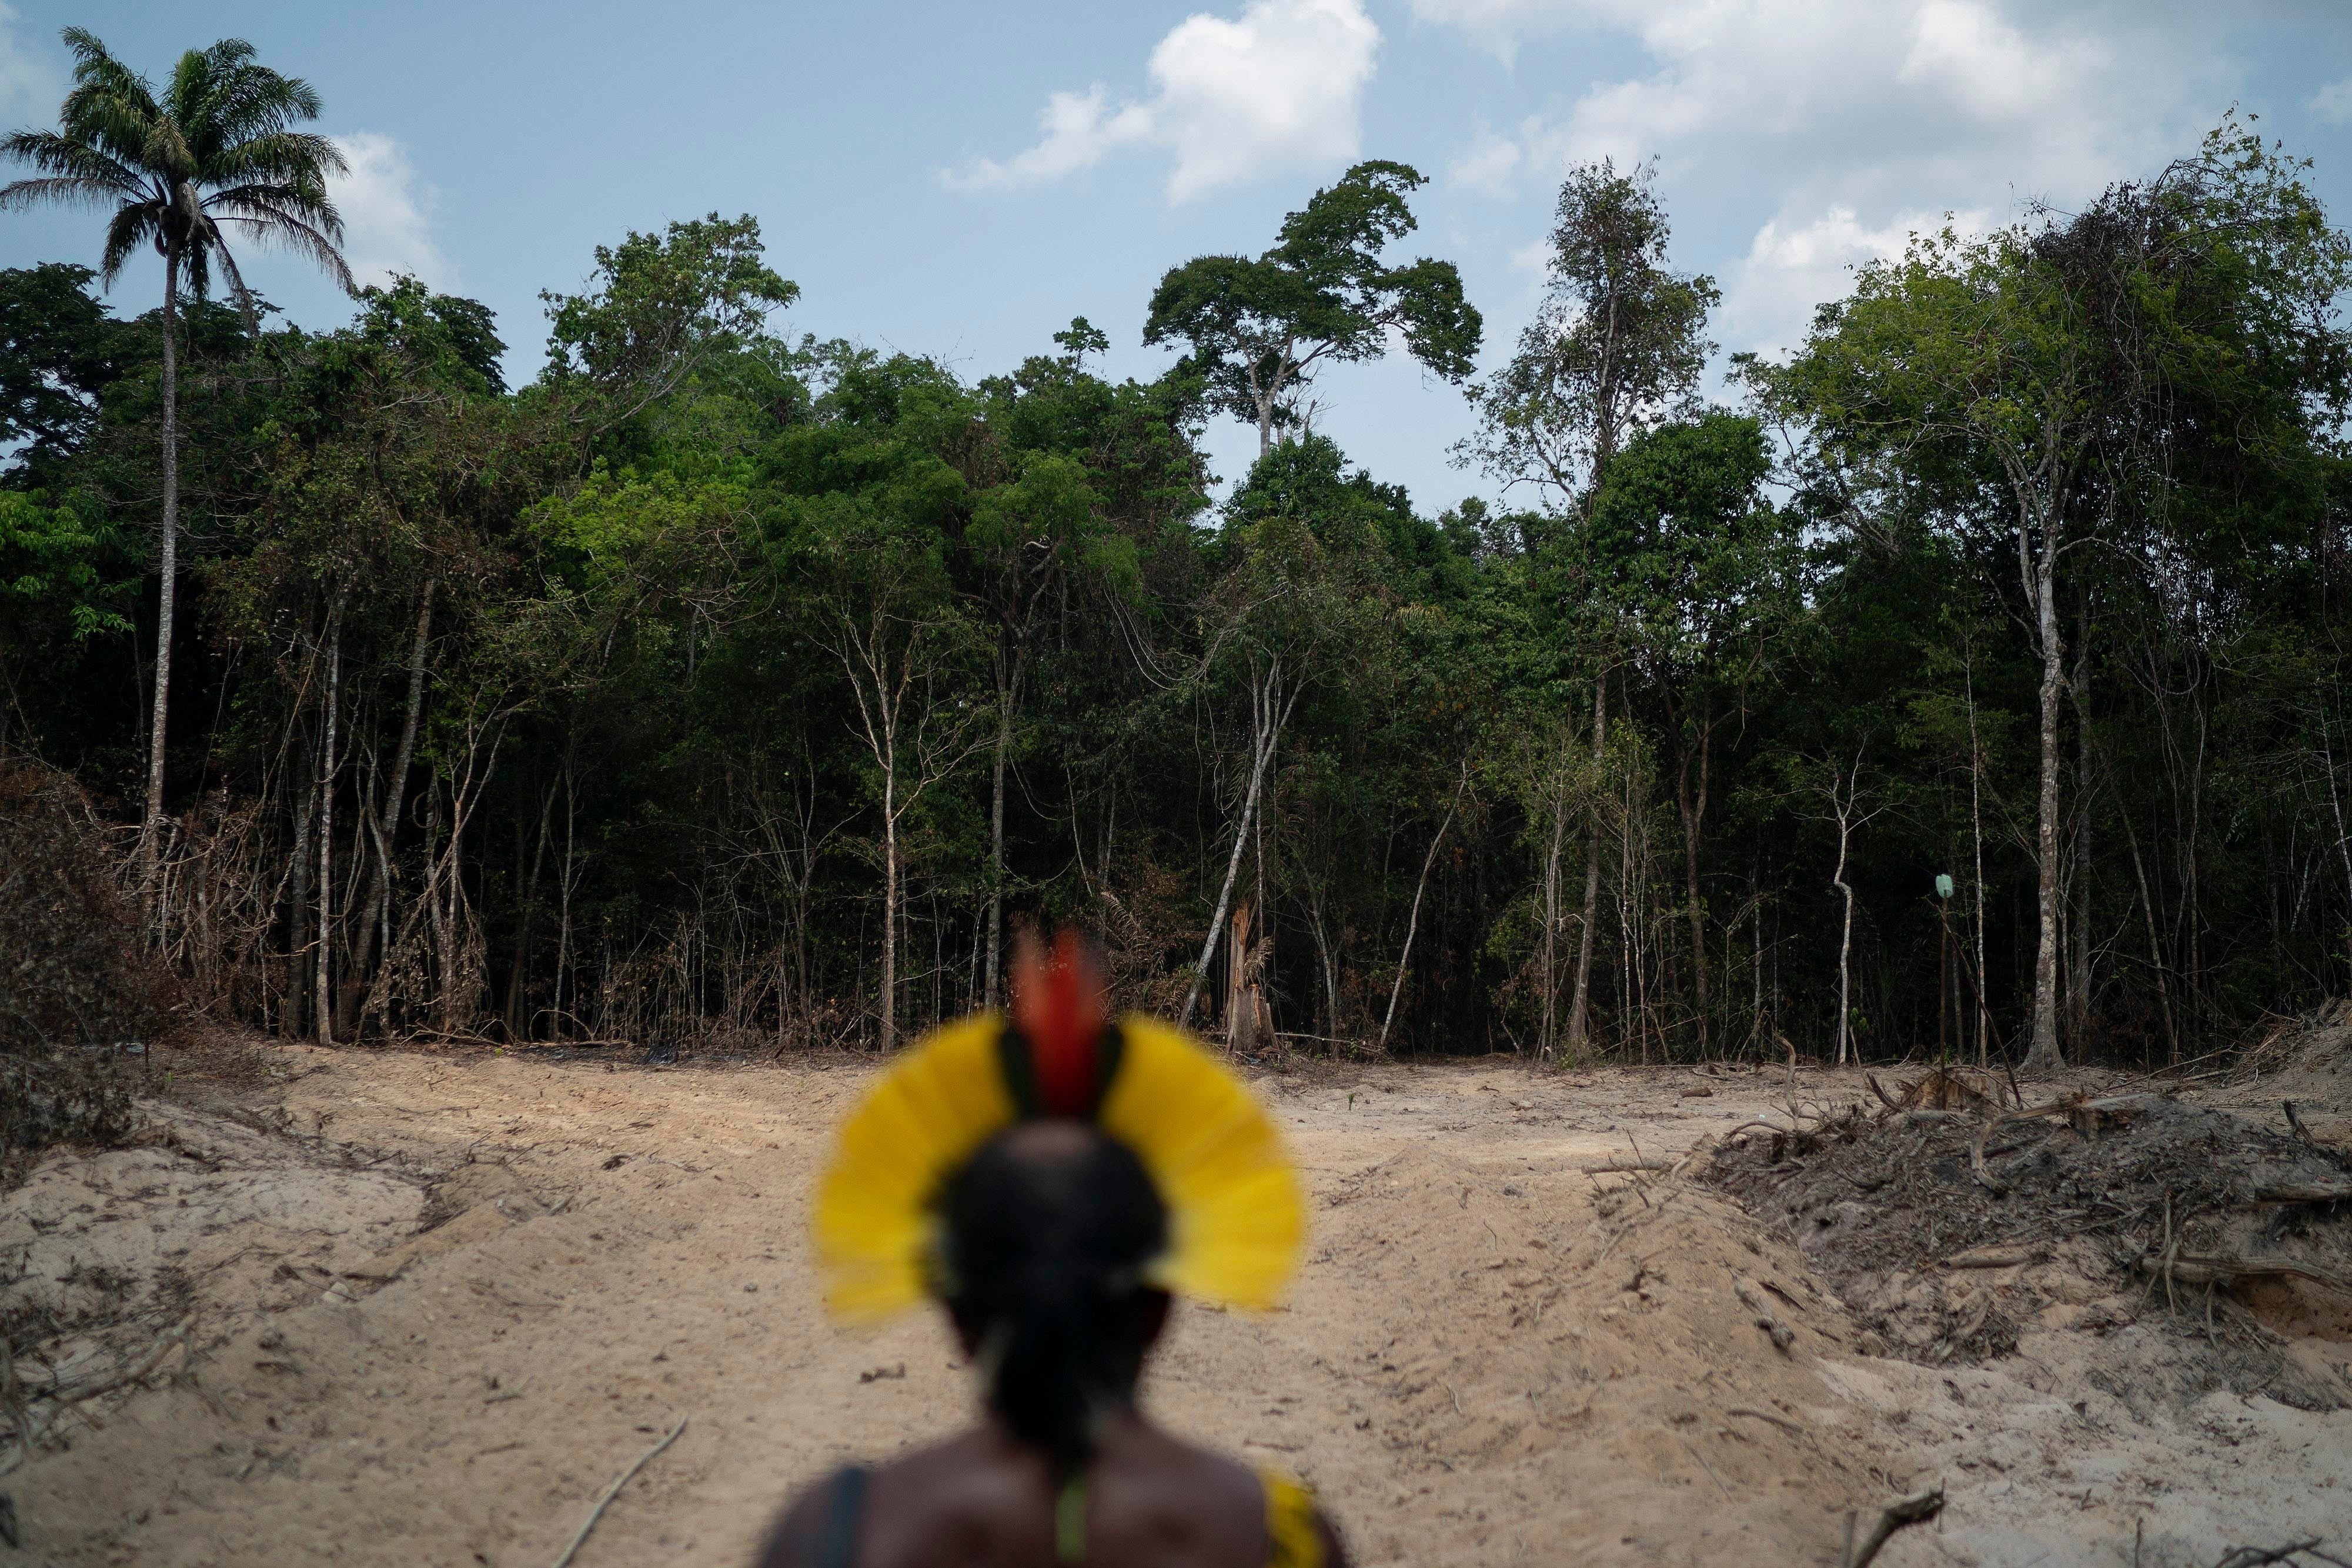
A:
[0,765,161,1187]
[1704,1071,2352,1391]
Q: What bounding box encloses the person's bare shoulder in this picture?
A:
[1120,1420,1264,1516]
[1313,1507,1354,1568]
[754,1435,1008,1568]
[750,1470,839,1568]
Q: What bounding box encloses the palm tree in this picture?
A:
[2,29,352,888]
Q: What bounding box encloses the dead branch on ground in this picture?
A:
[1731,1276,1795,1355]
[549,1413,689,1568]
[1842,1489,1944,1568]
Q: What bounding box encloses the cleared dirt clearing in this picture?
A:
[4,1045,2348,1565]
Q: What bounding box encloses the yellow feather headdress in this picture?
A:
[813,936,1304,1323]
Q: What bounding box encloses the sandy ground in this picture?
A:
[4,1044,2350,1566]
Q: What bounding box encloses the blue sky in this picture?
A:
[4,0,2349,511]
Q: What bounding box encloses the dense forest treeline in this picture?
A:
[4,41,2349,1070]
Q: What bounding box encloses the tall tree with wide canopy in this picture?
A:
[1765,122,2352,1072]
[1145,160,1481,458]
[2,28,352,888]
[1461,159,1718,518]
[0,263,128,487]
[1465,159,1718,1051]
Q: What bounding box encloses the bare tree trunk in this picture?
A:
[2120,805,2179,1065]
[1967,663,1990,1069]
[1675,703,1713,1054]
[1225,901,1255,1050]
[503,770,560,1039]
[2321,693,2352,994]
[348,579,433,1010]
[1304,882,1341,1039]
[1540,787,1566,1057]
[137,250,182,897]
[425,787,449,1015]
[284,754,315,1039]
[2024,551,2066,1072]
[315,608,342,1046]
[1619,744,1638,1055]
[881,738,899,1048]
[1250,345,1292,460]
[983,646,1024,1011]
[1828,746,1868,1067]
[556,758,579,1034]
[827,601,985,1049]
[1566,673,1607,1049]
[2184,700,2207,1039]
[1179,663,1297,1031]
[1379,769,1464,1051]
[1750,881,1765,1054]
[2068,624,2093,1053]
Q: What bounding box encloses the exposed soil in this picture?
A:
[4,1032,2350,1566]
[1705,1082,2352,1401]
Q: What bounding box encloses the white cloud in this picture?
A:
[0,3,58,126]
[1406,0,1599,61]
[1449,128,1524,196]
[2313,76,2352,125]
[328,132,449,289]
[1415,1,2241,355]
[946,85,1154,189]
[1899,0,2099,124]
[1721,205,1991,358]
[946,0,1381,203]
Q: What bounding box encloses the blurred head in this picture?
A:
[937,1119,1171,1470]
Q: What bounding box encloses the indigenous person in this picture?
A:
[758,933,1348,1568]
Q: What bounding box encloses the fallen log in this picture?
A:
[2251,1181,2352,1205]
[2136,1252,2352,1297]
[1942,1246,2041,1270]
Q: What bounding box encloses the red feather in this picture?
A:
[1013,928,1107,1117]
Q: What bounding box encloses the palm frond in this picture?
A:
[58,92,162,170]
[211,198,354,292]
[206,237,260,333]
[207,131,347,189]
[181,241,211,301]
[26,29,349,299]
[58,28,156,110]
[139,118,196,184]
[192,59,323,153]
[0,174,142,216]
[210,174,346,243]
[56,31,163,170]
[98,202,164,286]
[0,128,142,191]
[163,45,220,125]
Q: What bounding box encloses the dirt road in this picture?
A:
[5,1044,2348,1564]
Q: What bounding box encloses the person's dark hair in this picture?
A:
[937,1121,1169,1470]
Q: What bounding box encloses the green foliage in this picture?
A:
[540,213,797,427]
[0,263,126,484]
[1462,159,1718,513]
[1,28,351,310]
[1585,413,1799,680]
[1,129,2347,1074]
[0,489,135,639]
[1145,161,1481,449]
